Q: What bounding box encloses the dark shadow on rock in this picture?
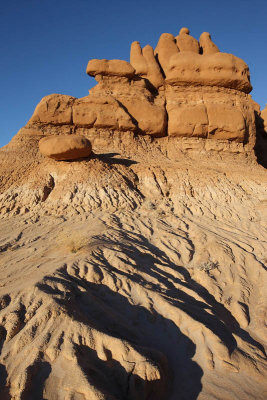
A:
[94,152,138,167]
[0,363,10,400]
[21,360,51,400]
[0,326,7,355]
[254,112,267,169]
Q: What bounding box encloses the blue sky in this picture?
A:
[1,0,266,147]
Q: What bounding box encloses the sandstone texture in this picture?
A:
[154,33,180,76]
[0,26,266,400]
[73,95,136,131]
[30,94,75,125]
[130,41,148,75]
[165,86,254,141]
[199,32,220,54]
[175,27,200,53]
[166,52,252,92]
[39,135,92,160]
[86,59,135,78]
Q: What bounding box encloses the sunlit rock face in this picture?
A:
[0,26,266,400]
[21,27,255,149]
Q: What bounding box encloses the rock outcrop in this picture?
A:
[30,94,75,125]
[165,86,253,141]
[166,52,251,92]
[17,26,254,152]
[86,59,135,78]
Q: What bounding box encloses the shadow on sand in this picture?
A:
[38,270,203,399]
[35,223,267,398]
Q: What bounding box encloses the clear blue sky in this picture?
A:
[1,0,266,147]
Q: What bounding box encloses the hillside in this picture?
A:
[0,27,266,400]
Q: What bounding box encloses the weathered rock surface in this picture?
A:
[39,135,92,160]
[175,27,200,53]
[154,33,179,76]
[166,52,252,93]
[166,86,255,141]
[130,42,164,89]
[0,25,266,400]
[29,94,75,125]
[88,77,167,137]
[130,41,148,75]
[199,32,220,54]
[73,95,136,131]
[86,59,135,78]
[0,141,266,399]
[142,44,165,88]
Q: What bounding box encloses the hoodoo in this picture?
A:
[12,26,255,148]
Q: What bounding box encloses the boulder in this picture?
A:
[39,135,92,160]
[86,59,135,78]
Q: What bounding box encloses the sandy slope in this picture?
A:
[0,144,266,399]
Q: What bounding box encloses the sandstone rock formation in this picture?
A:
[0,26,266,400]
[21,26,254,147]
[30,94,75,125]
[39,135,92,160]
[130,41,148,75]
[86,59,135,78]
[175,27,200,53]
[165,86,253,141]
[199,32,220,54]
[154,33,179,76]
[166,52,252,92]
